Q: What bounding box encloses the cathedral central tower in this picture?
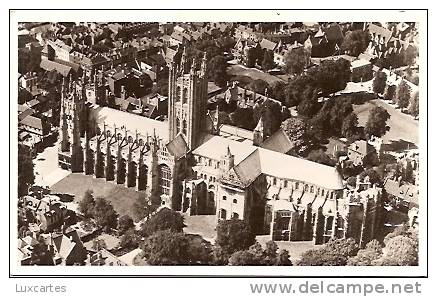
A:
[168,49,208,150]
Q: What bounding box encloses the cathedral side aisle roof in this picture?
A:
[90,106,169,142]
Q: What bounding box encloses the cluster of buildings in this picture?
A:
[17,21,420,266]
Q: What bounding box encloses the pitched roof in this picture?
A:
[193,135,344,190]
[367,24,393,42]
[20,115,43,130]
[40,59,72,77]
[166,133,189,159]
[260,38,277,51]
[260,128,294,154]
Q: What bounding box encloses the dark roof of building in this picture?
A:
[20,115,43,130]
[260,128,294,154]
[40,59,72,77]
[166,133,189,159]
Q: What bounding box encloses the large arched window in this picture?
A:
[176,117,180,133]
[158,164,171,195]
[182,88,188,104]
[182,119,187,135]
[176,86,181,102]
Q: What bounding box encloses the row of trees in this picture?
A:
[373,70,419,117]
[298,225,418,266]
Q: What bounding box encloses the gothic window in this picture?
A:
[284,180,288,188]
[220,209,227,219]
[158,164,171,195]
[232,212,239,219]
[176,117,180,133]
[182,119,187,135]
[222,196,227,201]
[296,182,300,189]
[273,177,277,186]
[176,86,181,102]
[321,189,325,196]
[233,199,237,204]
[182,88,188,104]
[310,186,314,193]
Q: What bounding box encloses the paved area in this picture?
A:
[118,248,143,265]
[33,142,70,187]
[183,214,217,243]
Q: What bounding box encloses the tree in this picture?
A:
[281,117,317,156]
[248,79,270,95]
[18,145,35,197]
[341,30,370,57]
[298,238,359,266]
[341,112,359,140]
[229,107,255,130]
[364,106,390,138]
[132,193,158,221]
[307,149,336,166]
[403,160,415,184]
[378,235,418,266]
[118,214,134,234]
[347,239,383,266]
[78,190,96,218]
[372,71,387,95]
[93,197,118,230]
[284,47,310,75]
[207,55,229,87]
[359,168,382,186]
[383,84,396,101]
[296,87,321,118]
[228,241,292,266]
[396,80,411,109]
[140,208,185,237]
[284,75,316,107]
[308,58,351,95]
[92,238,107,251]
[262,50,275,71]
[215,219,256,260]
[270,81,286,102]
[409,91,419,118]
[28,236,54,265]
[142,230,212,265]
[253,98,283,136]
[119,229,141,250]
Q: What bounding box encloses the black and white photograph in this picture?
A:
[10,9,428,281]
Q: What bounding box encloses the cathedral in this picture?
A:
[58,48,384,246]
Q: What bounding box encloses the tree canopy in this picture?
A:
[364,106,391,138]
[215,218,256,260]
[341,30,370,57]
[284,47,310,75]
[140,208,185,237]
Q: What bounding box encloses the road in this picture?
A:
[33,142,70,187]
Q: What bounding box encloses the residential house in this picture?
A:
[347,140,378,166]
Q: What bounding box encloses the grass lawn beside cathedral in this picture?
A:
[50,173,141,219]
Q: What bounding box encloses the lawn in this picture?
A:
[50,173,141,220]
[353,99,419,150]
[227,64,284,86]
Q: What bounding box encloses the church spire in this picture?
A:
[200,51,207,77]
[180,46,186,74]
